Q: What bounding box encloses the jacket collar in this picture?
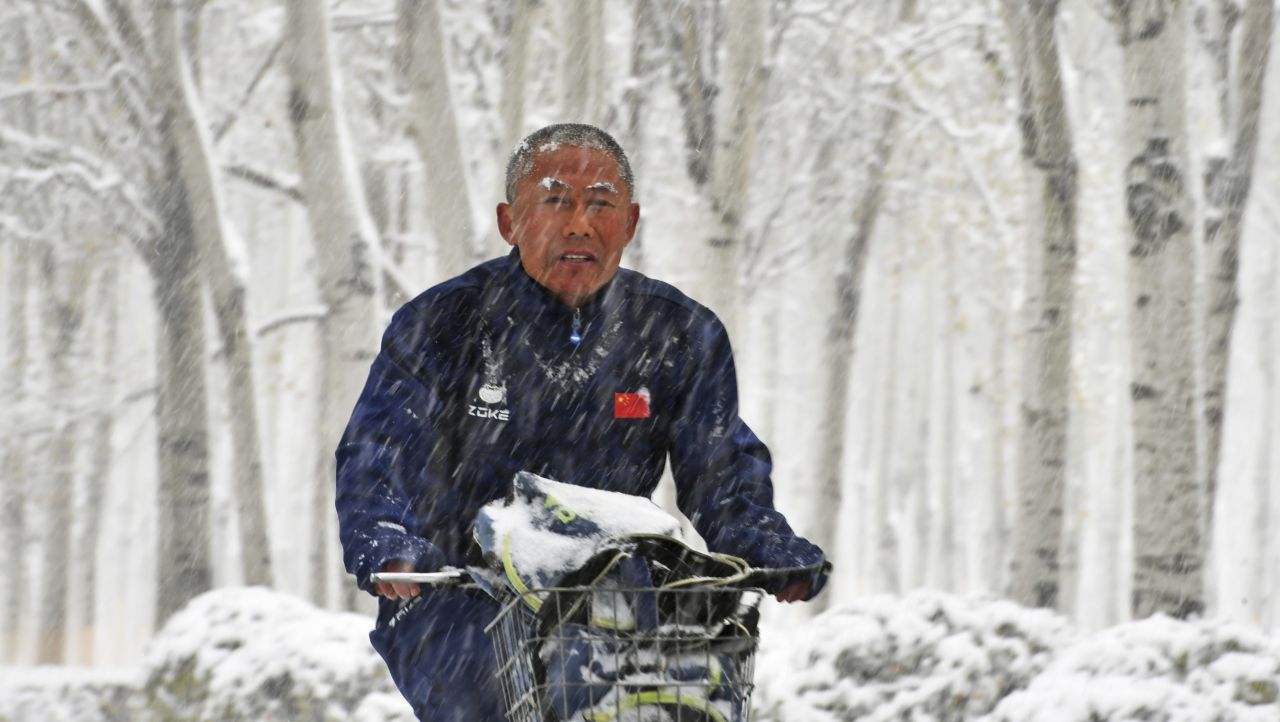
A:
[497,247,623,322]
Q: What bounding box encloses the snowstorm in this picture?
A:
[2,0,1279,720]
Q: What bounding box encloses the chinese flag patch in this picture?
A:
[614,391,650,419]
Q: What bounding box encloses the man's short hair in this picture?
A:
[505,123,635,203]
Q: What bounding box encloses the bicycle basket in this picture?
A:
[485,585,762,722]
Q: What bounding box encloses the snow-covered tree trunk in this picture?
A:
[560,0,606,125]
[149,147,214,624]
[1005,0,1078,610]
[76,257,117,663]
[285,0,385,607]
[396,0,477,278]
[703,0,766,337]
[621,0,659,272]
[499,0,535,157]
[152,0,273,589]
[35,234,92,664]
[2,239,31,662]
[809,0,915,612]
[1201,0,1273,543]
[1,16,36,663]
[1114,0,1202,619]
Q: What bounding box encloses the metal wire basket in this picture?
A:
[485,585,763,722]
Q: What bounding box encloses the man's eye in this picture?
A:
[588,199,614,208]
[543,196,568,206]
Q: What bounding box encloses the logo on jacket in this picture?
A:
[469,383,509,422]
[470,338,510,422]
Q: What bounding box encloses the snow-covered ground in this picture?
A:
[2,588,1277,721]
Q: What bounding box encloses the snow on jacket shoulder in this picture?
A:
[335,250,826,598]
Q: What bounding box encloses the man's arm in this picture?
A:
[667,312,828,601]
[336,304,450,597]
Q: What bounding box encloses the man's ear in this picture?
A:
[497,203,516,246]
[625,203,641,244]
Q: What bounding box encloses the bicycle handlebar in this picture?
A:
[370,570,470,586]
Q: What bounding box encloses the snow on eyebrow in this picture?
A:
[586,182,618,194]
[539,177,569,190]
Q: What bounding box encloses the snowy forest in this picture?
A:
[3,0,1280,720]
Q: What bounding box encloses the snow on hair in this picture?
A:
[505,124,635,203]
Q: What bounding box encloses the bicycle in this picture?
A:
[373,565,817,722]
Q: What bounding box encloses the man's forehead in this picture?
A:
[528,146,621,176]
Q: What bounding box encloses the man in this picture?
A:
[336,123,826,721]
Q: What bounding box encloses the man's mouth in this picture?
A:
[560,253,595,264]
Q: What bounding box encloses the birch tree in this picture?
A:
[0,14,36,663]
[656,0,769,336]
[285,0,385,607]
[560,0,607,125]
[1200,0,1274,535]
[1,243,30,662]
[1113,0,1203,619]
[396,0,477,279]
[809,0,917,611]
[151,0,274,589]
[1004,0,1078,610]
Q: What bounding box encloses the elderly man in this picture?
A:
[336,123,826,720]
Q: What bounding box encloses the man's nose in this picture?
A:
[564,203,592,237]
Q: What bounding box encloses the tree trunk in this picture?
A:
[149,143,214,624]
[1,17,37,664]
[35,214,96,664]
[809,1,915,610]
[77,258,118,663]
[396,0,477,277]
[1201,0,1273,553]
[499,0,535,156]
[285,0,385,608]
[622,0,657,272]
[1115,0,1203,619]
[152,0,274,588]
[2,239,31,663]
[703,0,767,338]
[560,0,605,125]
[1005,0,1078,610]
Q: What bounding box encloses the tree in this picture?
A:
[396,0,478,279]
[1112,0,1203,619]
[285,0,386,607]
[1004,0,1078,611]
[151,0,274,590]
[1200,0,1274,546]
[809,0,917,611]
[657,0,769,336]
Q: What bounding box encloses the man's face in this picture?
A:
[497,146,640,307]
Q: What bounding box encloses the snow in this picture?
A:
[754,590,1280,722]
[4,587,1279,721]
[0,587,413,722]
[477,472,685,590]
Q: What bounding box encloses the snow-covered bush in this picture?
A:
[753,590,1074,722]
[982,615,1280,722]
[0,667,135,722]
[133,587,413,722]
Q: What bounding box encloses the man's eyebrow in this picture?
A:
[585,182,619,194]
[538,177,571,191]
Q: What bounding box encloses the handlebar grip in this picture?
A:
[370,570,469,586]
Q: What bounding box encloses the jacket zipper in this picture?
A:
[569,307,583,345]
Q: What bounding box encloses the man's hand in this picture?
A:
[375,560,422,600]
[773,580,810,603]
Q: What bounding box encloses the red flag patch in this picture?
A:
[614,391,651,419]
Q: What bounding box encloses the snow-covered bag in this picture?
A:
[470,471,760,722]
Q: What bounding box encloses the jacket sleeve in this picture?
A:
[335,303,450,595]
[667,312,828,596]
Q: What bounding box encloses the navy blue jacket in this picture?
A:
[335,249,825,603]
